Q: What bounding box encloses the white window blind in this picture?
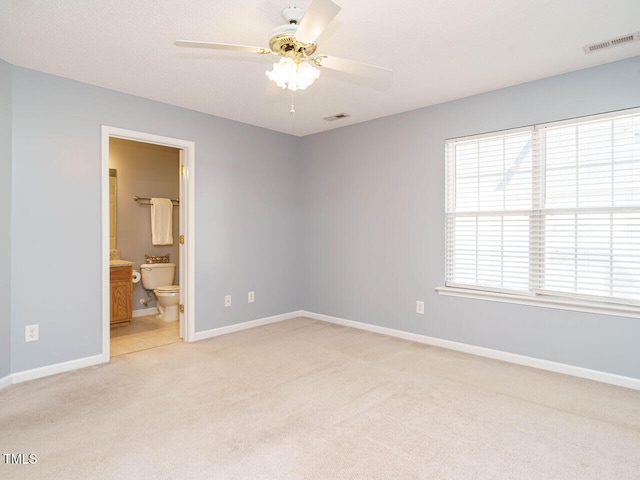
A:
[445,108,640,308]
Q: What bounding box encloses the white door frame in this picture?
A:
[101,126,196,361]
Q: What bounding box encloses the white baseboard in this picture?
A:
[4,310,637,392]
[1,312,302,389]
[192,310,303,342]
[132,307,159,318]
[0,374,11,390]
[300,310,640,391]
[10,354,107,385]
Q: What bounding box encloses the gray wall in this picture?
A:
[0,60,11,378]
[5,56,640,381]
[109,138,180,311]
[300,56,640,379]
[10,66,301,372]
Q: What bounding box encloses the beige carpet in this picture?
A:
[1,317,639,479]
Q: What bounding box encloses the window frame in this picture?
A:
[438,107,640,319]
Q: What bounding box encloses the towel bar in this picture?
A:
[133,196,179,206]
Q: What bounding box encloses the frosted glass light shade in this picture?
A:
[266,57,320,91]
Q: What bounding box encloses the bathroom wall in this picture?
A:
[109,138,180,312]
[0,60,12,379]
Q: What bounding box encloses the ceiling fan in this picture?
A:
[175,0,392,92]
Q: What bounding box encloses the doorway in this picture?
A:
[101,126,196,360]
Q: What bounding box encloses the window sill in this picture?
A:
[435,286,640,319]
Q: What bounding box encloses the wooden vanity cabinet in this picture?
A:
[110,266,133,326]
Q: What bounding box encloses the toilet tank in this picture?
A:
[140,263,176,289]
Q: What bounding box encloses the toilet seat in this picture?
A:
[155,285,180,293]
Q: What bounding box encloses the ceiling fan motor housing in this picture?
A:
[268,6,317,60]
[269,33,317,59]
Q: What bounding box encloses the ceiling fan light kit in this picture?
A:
[266,57,321,91]
[175,0,392,98]
[266,6,321,92]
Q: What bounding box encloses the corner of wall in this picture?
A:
[0,59,13,378]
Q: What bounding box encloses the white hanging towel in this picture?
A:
[150,198,174,245]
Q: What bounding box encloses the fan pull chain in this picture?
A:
[289,91,297,136]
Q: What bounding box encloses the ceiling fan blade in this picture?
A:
[295,0,341,45]
[174,40,271,55]
[314,55,393,83]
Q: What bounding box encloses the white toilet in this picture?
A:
[140,263,180,322]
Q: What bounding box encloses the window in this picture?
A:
[443,108,640,314]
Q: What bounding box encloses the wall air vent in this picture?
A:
[323,113,351,121]
[583,32,640,54]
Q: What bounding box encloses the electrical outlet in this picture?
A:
[25,324,39,342]
[416,301,425,315]
[225,295,232,307]
[248,291,255,303]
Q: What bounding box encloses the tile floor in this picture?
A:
[110,313,180,357]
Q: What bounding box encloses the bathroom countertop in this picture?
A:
[110,259,135,268]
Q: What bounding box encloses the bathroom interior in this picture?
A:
[109,137,182,356]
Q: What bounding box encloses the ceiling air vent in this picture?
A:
[323,113,351,121]
[583,32,640,54]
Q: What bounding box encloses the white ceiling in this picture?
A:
[1,0,639,136]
